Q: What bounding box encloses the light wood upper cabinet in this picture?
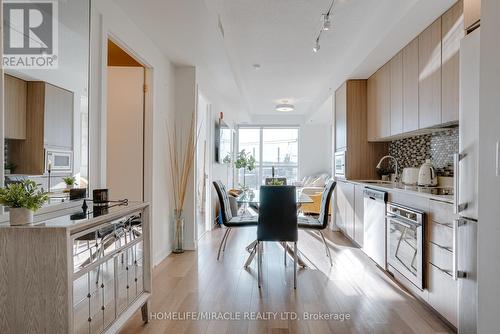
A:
[464,0,480,31]
[4,75,27,140]
[377,64,391,139]
[367,73,377,142]
[403,38,420,133]
[44,83,74,150]
[442,0,464,124]
[390,52,403,136]
[9,81,74,175]
[335,82,347,151]
[367,66,390,141]
[419,18,442,129]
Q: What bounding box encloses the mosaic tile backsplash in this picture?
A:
[388,127,458,177]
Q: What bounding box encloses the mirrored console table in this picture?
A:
[0,202,151,334]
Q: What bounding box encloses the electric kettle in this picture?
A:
[418,159,438,186]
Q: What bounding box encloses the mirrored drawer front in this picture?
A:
[73,240,145,334]
[72,213,143,273]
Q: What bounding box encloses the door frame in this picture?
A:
[98,33,154,207]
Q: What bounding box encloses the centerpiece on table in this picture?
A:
[235,149,256,193]
[0,180,48,226]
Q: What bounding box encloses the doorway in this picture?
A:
[195,92,212,239]
[106,39,145,201]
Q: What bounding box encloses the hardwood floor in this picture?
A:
[120,227,452,334]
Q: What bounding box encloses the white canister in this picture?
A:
[9,207,34,226]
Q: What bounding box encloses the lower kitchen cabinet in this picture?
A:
[354,184,365,246]
[428,263,458,327]
[336,180,355,239]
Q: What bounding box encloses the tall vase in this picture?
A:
[173,209,185,254]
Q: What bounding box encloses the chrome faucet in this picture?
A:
[376,155,399,183]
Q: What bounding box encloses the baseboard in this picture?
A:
[154,247,171,266]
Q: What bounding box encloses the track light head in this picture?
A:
[313,39,320,53]
[322,14,331,31]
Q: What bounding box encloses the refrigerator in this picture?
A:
[455,27,480,334]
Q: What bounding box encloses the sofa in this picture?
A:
[294,173,332,215]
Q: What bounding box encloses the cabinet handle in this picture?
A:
[430,262,452,277]
[432,220,453,228]
[429,240,453,252]
[452,218,459,280]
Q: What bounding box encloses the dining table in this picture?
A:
[235,188,314,268]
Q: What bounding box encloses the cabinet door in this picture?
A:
[344,182,355,240]
[377,64,391,139]
[390,52,403,136]
[464,0,480,31]
[403,38,419,132]
[427,263,458,327]
[367,73,377,141]
[4,74,27,140]
[44,83,74,149]
[335,184,345,232]
[335,82,347,150]
[354,184,365,246]
[442,0,464,124]
[419,18,442,129]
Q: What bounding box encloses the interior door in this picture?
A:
[107,66,144,201]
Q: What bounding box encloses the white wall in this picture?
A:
[299,123,332,179]
[90,0,176,265]
[478,1,500,332]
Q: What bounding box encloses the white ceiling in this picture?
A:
[116,0,456,123]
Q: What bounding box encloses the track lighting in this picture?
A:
[312,0,336,53]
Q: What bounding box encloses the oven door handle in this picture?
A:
[387,217,414,229]
[387,215,420,228]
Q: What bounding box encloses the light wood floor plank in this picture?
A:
[120,227,452,334]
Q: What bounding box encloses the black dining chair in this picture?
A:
[257,185,298,289]
[298,179,336,266]
[213,180,258,260]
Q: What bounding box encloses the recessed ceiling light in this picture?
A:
[275,103,295,112]
[252,63,261,70]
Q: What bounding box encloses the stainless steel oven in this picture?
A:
[386,202,425,290]
[334,151,346,178]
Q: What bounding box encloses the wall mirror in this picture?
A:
[1,0,90,214]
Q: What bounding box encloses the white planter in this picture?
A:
[10,207,34,226]
[66,184,74,190]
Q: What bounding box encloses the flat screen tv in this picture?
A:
[215,119,232,164]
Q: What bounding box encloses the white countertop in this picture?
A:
[346,180,454,204]
[0,201,149,234]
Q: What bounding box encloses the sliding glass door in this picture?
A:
[237,127,299,189]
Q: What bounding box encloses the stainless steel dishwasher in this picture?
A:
[363,188,388,268]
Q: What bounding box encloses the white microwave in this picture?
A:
[334,151,346,178]
[45,149,73,173]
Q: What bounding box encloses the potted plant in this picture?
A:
[63,176,77,190]
[0,180,48,226]
[235,149,256,191]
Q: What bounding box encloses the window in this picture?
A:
[237,127,299,189]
